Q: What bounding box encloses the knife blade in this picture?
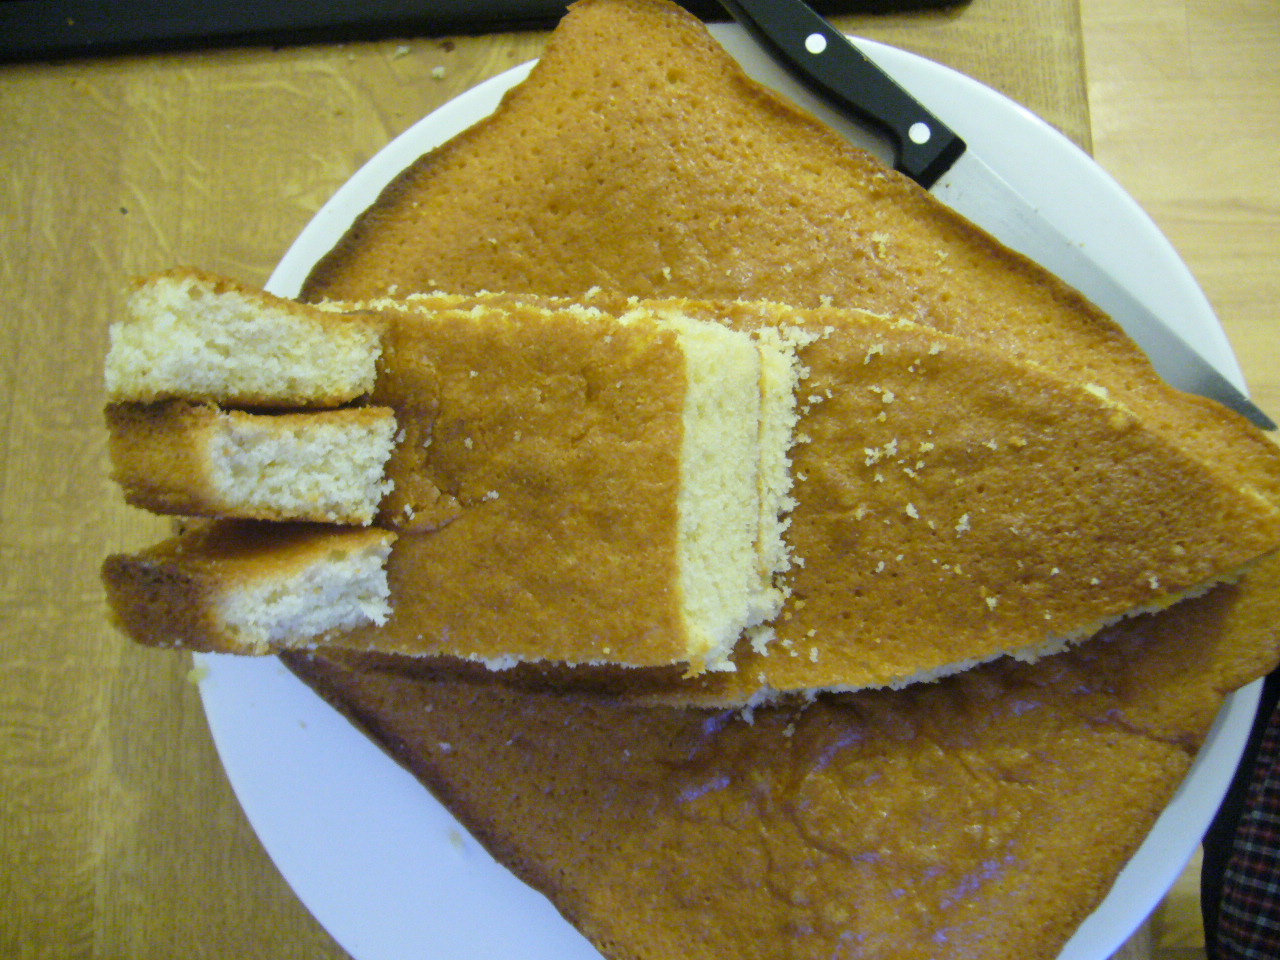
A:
[716,0,1275,430]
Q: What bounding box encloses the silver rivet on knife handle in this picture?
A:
[717,0,965,186]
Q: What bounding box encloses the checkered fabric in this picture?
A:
[1215,699,1280,958]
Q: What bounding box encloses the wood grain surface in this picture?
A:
[0,0,1274,957]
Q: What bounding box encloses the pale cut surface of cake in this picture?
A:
[104,268,384,407]
[340,295,792,673]
[106,401,397,525]
[102,521,395,654]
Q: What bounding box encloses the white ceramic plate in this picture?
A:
[196,30,1259,960]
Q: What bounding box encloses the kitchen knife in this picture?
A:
[717,0,1275,430]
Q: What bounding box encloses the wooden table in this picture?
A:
[2,0,1275,956]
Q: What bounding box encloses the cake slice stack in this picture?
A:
[103,269,797,673]
[105,268,396,526]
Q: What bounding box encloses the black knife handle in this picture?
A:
[718,0,966,187]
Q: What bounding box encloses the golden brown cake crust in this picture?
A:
[339,299,693,667]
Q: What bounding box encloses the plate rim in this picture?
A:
[196,30,1256,960]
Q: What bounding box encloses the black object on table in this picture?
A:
[0,0,966,64]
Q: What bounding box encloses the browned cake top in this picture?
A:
[342,299,693,666]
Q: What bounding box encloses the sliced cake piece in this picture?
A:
[105,401,397,525]
[104,268,384,407]
[346,289,808,631]
[102,521,396,654]
[350,296,796,673]
[103,285,800,672]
